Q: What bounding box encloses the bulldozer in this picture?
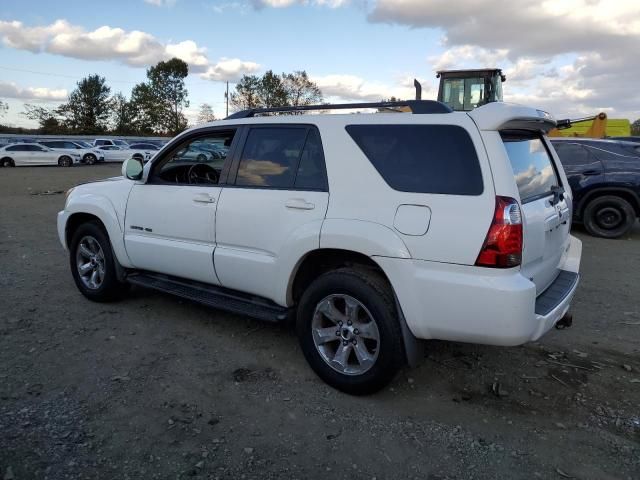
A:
[435,68,506,111]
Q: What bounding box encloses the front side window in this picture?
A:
[236,127,308,188]
[346,124,483,195]
[152,130,236,185]
[502,133,559,203]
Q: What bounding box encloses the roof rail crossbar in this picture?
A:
[225,100,452,119]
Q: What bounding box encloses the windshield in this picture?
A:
[114,140,129,146]
[442,77,487,111]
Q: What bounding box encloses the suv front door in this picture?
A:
[124,129,237,284]
[214,125,329,304]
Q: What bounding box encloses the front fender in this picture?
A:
[62,193,132,267]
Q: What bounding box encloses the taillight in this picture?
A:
[475,196,523,268]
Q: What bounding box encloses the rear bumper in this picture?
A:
[375,235,582,346]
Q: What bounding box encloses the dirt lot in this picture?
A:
[1,164,639,480]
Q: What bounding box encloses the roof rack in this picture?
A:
[225,100,452,119]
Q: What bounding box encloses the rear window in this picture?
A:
[345,125,483,195]
[502,133,559,203]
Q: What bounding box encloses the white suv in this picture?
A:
[58,100,582,394]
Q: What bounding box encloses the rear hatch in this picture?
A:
[501,132,571,293]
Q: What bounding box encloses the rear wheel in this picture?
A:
[69,222,128,302]
[583,195,636,238]
[58,156,73,167]
[1,157,15,167]
[297,268,404,395]
[84,153,97,165]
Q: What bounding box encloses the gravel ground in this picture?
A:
[1,164,639,480]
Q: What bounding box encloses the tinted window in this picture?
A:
[6,145,24,151]
[552,143,593,166]
[236,127,307,188]
[294,129,327,190]
[346,124,483,195]
[502,133,559,202]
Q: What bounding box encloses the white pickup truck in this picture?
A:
[58,100,581,394]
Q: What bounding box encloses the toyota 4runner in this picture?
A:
[58,100,582,394]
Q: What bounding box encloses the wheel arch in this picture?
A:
[63,197,132,268]
[577,187,640,218]
[288,247,423,367]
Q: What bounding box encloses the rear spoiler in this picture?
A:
[468,102,557,133]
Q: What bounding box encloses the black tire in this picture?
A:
[296,267,405,395]
[1,157,15,167]
[84,153,97,165]
[58,156,73,167]
[69,221,128,302]
[196,153,207,163]
[583,195,636,238]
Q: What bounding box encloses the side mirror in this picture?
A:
[122,157,144,180]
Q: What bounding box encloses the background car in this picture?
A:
[128,143,160,151]
[0,143,81,167]
[96,145,140,162]
[38,140,104,164]
[551,138,640,238]
[93,139,130,148]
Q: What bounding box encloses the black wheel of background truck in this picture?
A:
[69,221,128,302]
[84,153,97,165]
[583,195,636,238]
[296,267,405,395]
[1,157,15,167]
[58,156,73,167]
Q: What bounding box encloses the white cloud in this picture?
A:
[0,19,259,81]
[252,0,348,8]
[312,74,432,102]
[0,82,68,101]
[200,57,261,82]
[144,0,177,6]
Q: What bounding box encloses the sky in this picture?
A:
[0,0,639,128]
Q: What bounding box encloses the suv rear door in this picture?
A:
[501,132,571,293]
[214,125,329,304]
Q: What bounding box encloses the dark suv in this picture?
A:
[550,138,640,238]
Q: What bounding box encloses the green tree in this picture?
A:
[110,93,135,134]
[196,103,216,124]
[0,100,8,118]
[631,119,640,136]
[230,70,321,113]
[230,75,262,111]
[59,74,112,133]
[282,71,322,108]
[130,58,190,135]
[22,104,66,134]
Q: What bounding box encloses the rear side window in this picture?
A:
[236,127,327,190]
[345,125,483,195]
[552,143,594,166]
[502,132,559,203]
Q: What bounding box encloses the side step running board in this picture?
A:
[127,272,290,323]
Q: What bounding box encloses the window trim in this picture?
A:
[146,126,240,187]
[502,130,561,204]
[226,124,329,192]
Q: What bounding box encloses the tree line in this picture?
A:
[0,61,325,137]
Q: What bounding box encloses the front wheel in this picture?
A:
[1,157,15,167]
[296,268,405,395]
[58,156,73,167]
[84,153,97,165]
[69,222,128,302]
[583,195,636,238]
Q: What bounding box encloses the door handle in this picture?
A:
[581,169,601,176]
[193,193,216,203]
[285,198,315,210]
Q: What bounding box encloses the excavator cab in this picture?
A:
[436,69,506,111]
